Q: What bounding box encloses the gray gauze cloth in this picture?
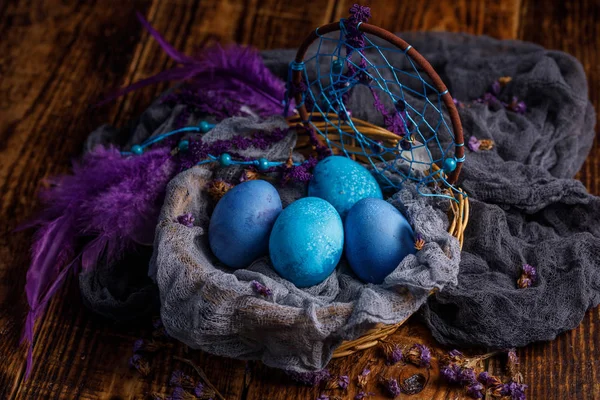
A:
[80,31,600,359]
[149,115,460,372]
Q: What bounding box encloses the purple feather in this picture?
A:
[100,13,287,117]
[22,146,176,377]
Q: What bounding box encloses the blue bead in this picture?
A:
[219,153,232,167]
[178,140,189,152]
[332,59,344,74]
[131,145,143,155]
[256,158,270,171]
[199,121,215,133]
[443,157,457,173]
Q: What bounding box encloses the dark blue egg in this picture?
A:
[269,197,344,287]
[209,180,282,269]
[308,156,382,220]
[344,198,415,284]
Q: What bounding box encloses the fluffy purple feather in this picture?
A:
[101,13,286,118]
[23,146,176,377]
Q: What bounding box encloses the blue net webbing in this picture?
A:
[285,20,464,201]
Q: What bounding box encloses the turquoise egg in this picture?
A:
[269,197,344,287]
[344,198,415,284]
[209,180,282,269]
[308,156,382,219]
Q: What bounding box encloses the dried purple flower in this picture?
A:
[466,382,485,399]
[128,354,151,377]
[176,213,195,227]
[381,342,403,365]
[477,371,502,388]
[440,363,461,384]
[354,391,373,400]
[521,264,537,280]
[170,387,196,400]
[458,367,477,385]
[378,375,402,397]
[286,369,331,386]
[133,338,144,353]
[518,264,536,288]
[491,81,501,95]
[251,280,272,297]
[507,97,527,114]
[506,381,528,400]
[357,368,371,388]
[338,375,349,390]
[170,370,195,389]
[448,349,465,362]
[452,97,463,108]
[317,395,329,400]
[194,383,205,398]
[468,136,481,152]
[517,275,532,288]
[133,339,162,353]
[405,344,431,367]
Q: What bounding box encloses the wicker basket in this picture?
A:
[285,21,469,358]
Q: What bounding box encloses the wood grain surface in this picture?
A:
[1,0,599,399]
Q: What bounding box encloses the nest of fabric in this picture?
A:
[145,116,460,372]
[78,31,600,367]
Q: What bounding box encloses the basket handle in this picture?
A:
[290,21,464,185]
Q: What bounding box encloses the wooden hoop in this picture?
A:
[291,21,464,184]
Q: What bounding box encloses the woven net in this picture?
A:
[285,19,463,199]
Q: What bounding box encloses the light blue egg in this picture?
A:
[308,156,382,219]
[209,180,282,269]
[344,198,415,284]
[269,197,344,287]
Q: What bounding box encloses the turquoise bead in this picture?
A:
[219,153,232,167]
[443,157,457,173]
[178,140,189,152]
[256,158,270,171]
[332,59,344,74]
[199,121,215,133]
[131,145,143,155]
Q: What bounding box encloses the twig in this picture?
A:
[174,356,226,400]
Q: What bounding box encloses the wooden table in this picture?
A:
[1,0,599,398]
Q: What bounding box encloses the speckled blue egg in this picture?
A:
[209,180,282,269]
[344,198,415,284]
[308,156,382,220]
[269,197,344,287]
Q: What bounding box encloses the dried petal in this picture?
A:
[498,76,512,86]
[468,136,481,152]
[440,363,461,384]
[338,375,349,390]
[404,344,431,367]
[357,368,371,388]
[466,382,485,399]
[251,280,272,297]
[378,375,401,397]
[381,342,403,365]
[478,139,495,151]
[207,179,234,202]
[458,367,477,385]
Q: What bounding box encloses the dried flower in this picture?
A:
[317,395,329,400]
[357,368,371,388]
[458,367,477,385]
[354,391,373,400]
[128,354,150,377]
[170,370,195,389]
[440,363,461,384]
[506,381,527,400]
[478,139,494,151]
[498,76,512,87]
[286,369,331,386]
[170,387,196,400]
[207,179,234,202]
[466,382,485,399]
[240,169,260,182]
[404,344,431,367]
[338,375,349,390]
[381,342,403,365]
[468,136,481,152]
[414,234,425,251]
[490,383,509,397]
[452,97,464,108]
[507,348,520,377]
[517,264,536,289]
[176,213,195,227]
[194,383,216,400]
[491,81,501,95]
[448,349,465,362]
[251,280,272,297]
[378,375,402,397]
[477,371,502,388]
[507,97,527,114]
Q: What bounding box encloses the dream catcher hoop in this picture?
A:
[285,19,465,199]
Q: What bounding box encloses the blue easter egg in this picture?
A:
[209,180,282,269]
[344,198,415,284]
[269,197,344,287]
[308,156,382,219]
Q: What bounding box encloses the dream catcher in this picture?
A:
[285,8,465,200]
